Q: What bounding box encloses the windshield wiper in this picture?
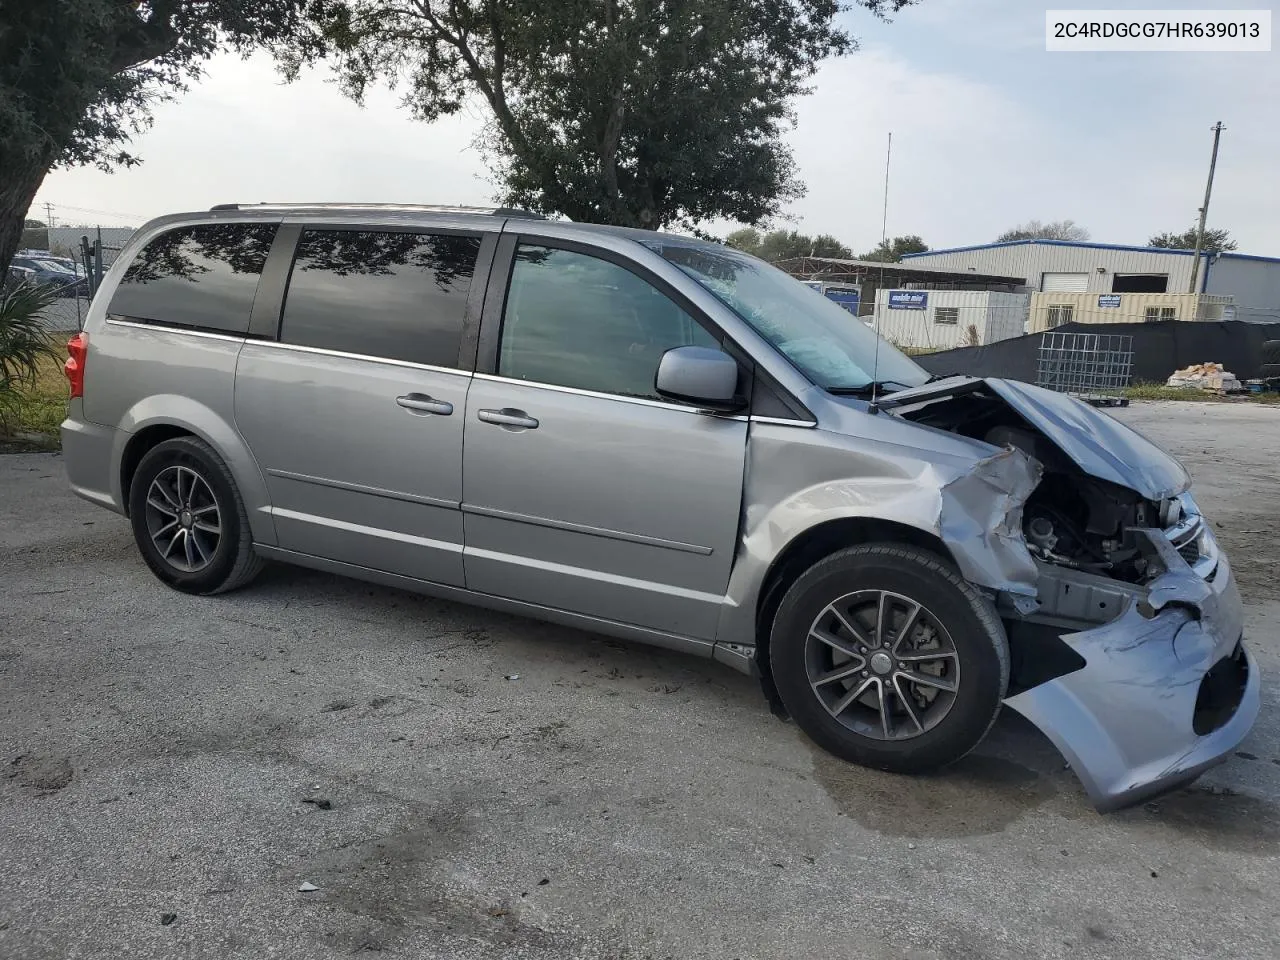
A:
[827,380,912,397]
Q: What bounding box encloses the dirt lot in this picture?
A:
[2,401,1278,960]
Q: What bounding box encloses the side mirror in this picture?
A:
[655,346,743,412]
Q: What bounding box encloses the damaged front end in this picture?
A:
[885,377,1260,811]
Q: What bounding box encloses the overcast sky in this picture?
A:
[32,0,1280,256]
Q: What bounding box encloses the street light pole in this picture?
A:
[1187,121,1224,293]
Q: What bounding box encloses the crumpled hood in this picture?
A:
[878,376,1190,501]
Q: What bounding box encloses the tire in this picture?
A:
[1261,341,1280,366]
[769,544,1009,774]
[128,436,263,595]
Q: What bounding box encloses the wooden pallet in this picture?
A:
[1073,394,1130,408]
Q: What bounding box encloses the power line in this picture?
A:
[43,202,147,222]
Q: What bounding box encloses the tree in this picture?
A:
[724,229,852,261]
[997,220,1090,242]
[301,0,919,230]
[724,228,763,256]
[0,1,315,276]
[756,230,853,261]
[23,220,46,229]
[1148,226,1237,254]
[860,234,928,262]
[806,234,856,260]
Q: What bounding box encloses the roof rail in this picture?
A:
[209,202,545,219]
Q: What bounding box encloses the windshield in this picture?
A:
[643,240,928,392]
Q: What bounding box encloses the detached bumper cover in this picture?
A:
[1004,541,1259,812]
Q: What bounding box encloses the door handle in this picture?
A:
[396,393,454,416]
[477,407,539,429]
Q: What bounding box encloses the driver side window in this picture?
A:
[498,244,720,400]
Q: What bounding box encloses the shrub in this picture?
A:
[0,281,61,432]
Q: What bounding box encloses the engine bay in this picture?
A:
[899,389,1170,584]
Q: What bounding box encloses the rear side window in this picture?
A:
[280,229,481,367]
[498,245,719,400]
[109,222,278,334]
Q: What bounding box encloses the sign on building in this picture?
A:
[888,290,928,310]
[824,290,860,315]
[1097,295,1122,308]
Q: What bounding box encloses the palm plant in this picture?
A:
[0,280,61,431]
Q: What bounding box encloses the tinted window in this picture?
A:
[109,223,278,333]
[499,245,719,400]
[281,229,480,367]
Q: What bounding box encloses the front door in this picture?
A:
[236,226,489,586]
[461,243,748,640]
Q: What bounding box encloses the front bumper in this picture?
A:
[1004,543,1260,812]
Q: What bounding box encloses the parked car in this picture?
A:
[10,254,88,298]
[60,204,1258,811]
[5,264,37,290]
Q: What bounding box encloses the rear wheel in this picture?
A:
[128,436,263,594]
[769,544,1009,773]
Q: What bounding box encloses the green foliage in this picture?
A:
[1148,226,1237,253]
[724,228,764,254]
[724,228,852,260]
[997,219,1090,242]
[2,1,315,171]
[1122,383,1279,404]
[0,282,61,432]
[860,234,928,262]
[0,0,316,274]
[301,0,919,229]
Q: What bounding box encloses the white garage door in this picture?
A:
[1042,272,1089,292]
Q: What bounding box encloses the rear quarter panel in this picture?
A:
[87,322,276,546]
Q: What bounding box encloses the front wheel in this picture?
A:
[128,436,263,595]
[769,544,1009,774]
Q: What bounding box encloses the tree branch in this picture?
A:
[108,2,183,72]
[406,0,560,207]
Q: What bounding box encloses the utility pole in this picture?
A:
[1187,121,1224,293]
[43,201,56,230]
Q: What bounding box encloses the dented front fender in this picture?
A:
[716,421,1043,654]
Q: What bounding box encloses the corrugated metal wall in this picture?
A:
[1204,256,1280,323]
[1027,292,1228,332]
[905,243,1202,294]
[872,290,1029,349]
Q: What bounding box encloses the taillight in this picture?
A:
[65,332,88,399]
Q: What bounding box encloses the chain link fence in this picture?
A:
[16,229,129,334]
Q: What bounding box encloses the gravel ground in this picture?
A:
[1,400,1278,960]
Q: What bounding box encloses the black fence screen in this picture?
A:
[915,320,1280,384]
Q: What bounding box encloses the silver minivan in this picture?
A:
[61,204,1258,811]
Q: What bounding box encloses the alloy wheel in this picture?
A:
[804,589,960,740]
[144,465,222,573]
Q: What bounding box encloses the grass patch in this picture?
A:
[1121,381,1280,404]
[0,352,68,451]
